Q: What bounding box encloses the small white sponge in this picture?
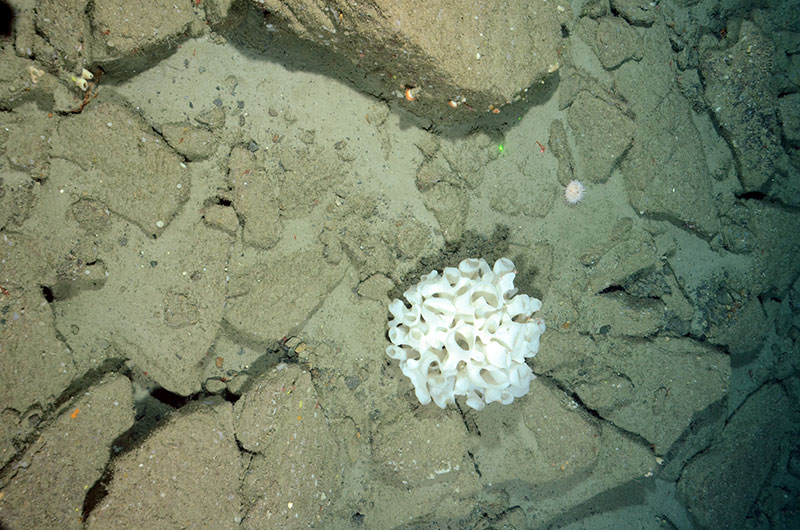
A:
[386,257,545,411]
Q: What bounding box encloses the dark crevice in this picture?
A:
[40,285,54,303]
[0,1,14,38]
[561,386,604,421]
[467,450,482,478]
[219,386,240,404]
[150,387,189,409]
[597,284,624,295]
[81,466,112,522]
[737,190,767,201]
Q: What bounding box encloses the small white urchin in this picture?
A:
[564,179,585,204]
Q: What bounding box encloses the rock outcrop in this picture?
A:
[250,0,568,124]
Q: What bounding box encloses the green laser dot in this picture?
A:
[498,145,504,153]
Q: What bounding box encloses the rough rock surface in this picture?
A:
[747,201,800,296]
[572,337,729,453]
[362,405,481,527]
[0,235,75,417]
[225,139,348,249]
[611,0,657,27]
[779,92,800,146]
[581,227,661,294]
[3,0,800,528]
[161,121,219,161]
[87,398,242,529]
[50,102,191,236]
[677,384,791,529]
[471,381,655,526]
[590,16,644,69]
[700,20,781,191]
[371,407,476,489]
[224,244,348,343]
[31,0,198,74]
[570,18,724,236]
[234,364,347,527]
[471,381,601,486]
[52,212,231,396]
[620,89,721,236]
[226,145,283,249]
[567,91,635,183]
[251,0,567,124]
[0,374,133,529]
[540,314,731,454]
[23,0,567,127]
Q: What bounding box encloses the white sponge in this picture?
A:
[386,257,545,411]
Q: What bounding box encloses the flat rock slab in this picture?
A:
[567,91,635,183]
[0,235,74,416]
[584,229,661,294]
[590,16,644,69]
[3,110,54,179]
[371,407,477,489]
[225,141,347,249]
[53,219,231,396]
[472,380,601,486]
[747,201,800,296]
[90,0,196,66]
[621,90,720,235]
[226,145,283,249]
[358,406,481,526]
[571,336,730,452]
[32,0,92,70]
[470,379,655,526]
[0,374,133,529]
[253,0,566,124]
[577,290,664,337]
[224,246,347,343]
[51,102,190,237]
[161,122,219,161]
[87,398,242,529]
[778,92,800,145]
[700,20,780,191]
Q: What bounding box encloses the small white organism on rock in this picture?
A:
[564,179,585,204]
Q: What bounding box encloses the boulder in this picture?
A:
[251,0,567,125]
[87,398,242,529]
[29,0,199,74]
[235,364,347,527]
